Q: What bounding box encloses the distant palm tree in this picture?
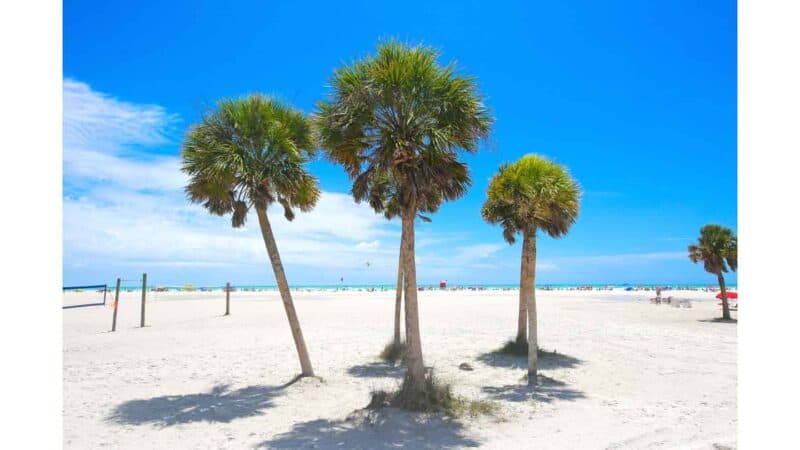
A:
[688,225,738,320]
[181,95,319,377]
[482,155,580,384]
[316,41,493,395]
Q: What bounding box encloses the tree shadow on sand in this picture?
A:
[258,409,480,449]
[698,318,738,324]
[476,348,583,370]
[347,361,405,379]
[481,375,586,403]
[107,380,298,426]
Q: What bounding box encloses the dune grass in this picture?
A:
[369,371,499,418]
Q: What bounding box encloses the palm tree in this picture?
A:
[181,94,319,377]
[481,154,580,384]
[688,224,738,320]
[316,41,493,396]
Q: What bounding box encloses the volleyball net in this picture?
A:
[62,284,108,309]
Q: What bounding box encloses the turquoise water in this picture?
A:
[109,282,736,292]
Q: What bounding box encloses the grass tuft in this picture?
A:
[451,398,501,418]
[493,339,562,359]
[379,340,407,363]
[369,371,499,418]
[495,338,529,356]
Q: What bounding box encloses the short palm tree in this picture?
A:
[316,41,493,397]
[482,154,580,384]
[688,224,738,320]
[181,94,319,377]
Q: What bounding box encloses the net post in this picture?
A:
[103,284,107,305]
[225,282,230,316]
[111,278,120,332]
[140,273,147,328]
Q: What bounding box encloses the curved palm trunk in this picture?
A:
[401,207,425,389]
[516,233,530,345]
[717,272,731,320]
[255,206,314,377]
[394,234,405,346]
[524,229,539,385]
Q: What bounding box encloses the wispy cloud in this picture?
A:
[63,78,178,149]
[544,251,685,266]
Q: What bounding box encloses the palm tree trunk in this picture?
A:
[255,205,314,377]
[394,234,405,347]
[516,232,529,345]
[401,206,425,389]
[525,229,539,385]
[717,272,731,320]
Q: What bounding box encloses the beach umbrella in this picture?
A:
[716,291,738,299]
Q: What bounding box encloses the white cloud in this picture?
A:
[356,240,381,250]
[65,149,186,191]
[63,78,177,149]
[453,243,505,261]
[63,190,399,273]
[537,251,686,268]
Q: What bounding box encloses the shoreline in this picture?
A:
[64,283,737,293]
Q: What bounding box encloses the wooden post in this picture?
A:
[103,284,107,305]
[225,282,231,316]
[140,273,147,328]
[111,278,121,332]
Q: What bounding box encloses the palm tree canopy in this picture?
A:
[481,154,581,244]
[688,224,738,274]
[315,40,493,215]
[181,95,320,227]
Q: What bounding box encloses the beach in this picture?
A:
[63,289,737,449]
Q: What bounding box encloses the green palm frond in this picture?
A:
[315,40,493,217]
[482,154,581,244]
[688,224,738,275]
[181,94,320,228]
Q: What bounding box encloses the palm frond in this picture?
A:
[688,224,738,275]
[481,154,581,244]
[315,41,494,219]
[181,94,319,226]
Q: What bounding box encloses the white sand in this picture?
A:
[63,289,736,449]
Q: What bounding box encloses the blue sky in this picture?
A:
[63,0,737,287]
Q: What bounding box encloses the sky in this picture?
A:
[63,0,737,287]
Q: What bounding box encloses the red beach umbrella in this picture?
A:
[716,291,738,299]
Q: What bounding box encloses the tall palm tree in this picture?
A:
[316,41,493,395]
[688,224,738,320]
[482,155,580,384]
[181,94,319,377]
